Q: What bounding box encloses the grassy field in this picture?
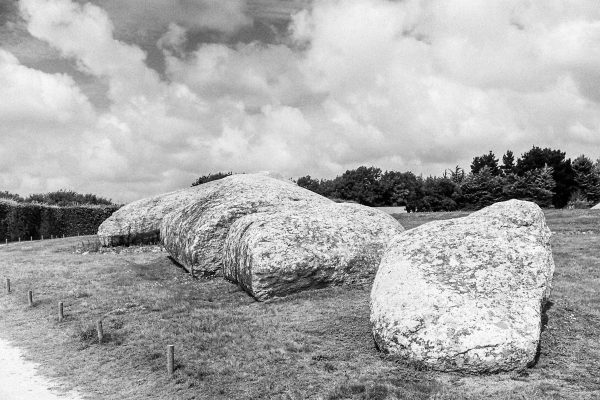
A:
[0,209,599,399]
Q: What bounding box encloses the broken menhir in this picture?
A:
[370,200,554,373]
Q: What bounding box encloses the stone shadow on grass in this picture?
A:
[531,299,554,367]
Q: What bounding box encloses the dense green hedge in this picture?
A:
[0,200,119,241]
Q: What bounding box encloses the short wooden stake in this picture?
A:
[58,302,64,322]
[167,345,175,375]
[5,278,10,294]
[41,235,44,240]
[30,236,32,241]
[5,238,7,245]
[51,235,53,239]
[27,290,33,307]
[62,234,65,238]
[96,320,104,343]
[18,237,20,242]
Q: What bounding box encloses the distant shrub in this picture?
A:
[0,200,119,241]
[0,191,24,202]
[25,189,116,206]
[567,191,593,209]
[191,172,233,187]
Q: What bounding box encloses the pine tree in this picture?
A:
[444,166,466,183]
[572,155,600,203]
[515,146,574,208]
[502,167,555,208]
[459,167,504,209]
[501,150,515,174]
[471,151,501,175]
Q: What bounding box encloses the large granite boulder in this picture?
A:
[159,174,332,275]
[100,172,405,300]
[223,203,404,300]
[370,200,554,373]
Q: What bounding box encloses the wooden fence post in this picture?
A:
[97,320,104,343]
[58,302,64,322]
[28,290,33,307]
[167,345,175,375]
[5,278,10,294]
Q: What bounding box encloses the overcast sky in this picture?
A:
[1,0,600,203]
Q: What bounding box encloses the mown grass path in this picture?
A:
[0,210,599,399]
[0,337,82,400]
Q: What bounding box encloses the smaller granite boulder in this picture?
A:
[97,183,221,246]
[370,200,554,373]
[223,203,404,300]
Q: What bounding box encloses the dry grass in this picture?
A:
[0,209,598,399]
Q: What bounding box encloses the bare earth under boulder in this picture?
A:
[371,200,555,373]
[223,203,404,300]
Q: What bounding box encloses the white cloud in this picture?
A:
[287,0,600,168]
[0,46,97,195]
[0,48,93,124]
[164,41,311,109]
[2,0,600,203]
[157,23,188,55]
[20,0,164,101]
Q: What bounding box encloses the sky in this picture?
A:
[1,0,600,203]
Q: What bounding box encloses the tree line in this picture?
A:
[190,147,600,211]
[295,146,600,211]
[0,189,117,207]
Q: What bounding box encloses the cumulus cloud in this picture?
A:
[2,0,600,203]
[0,47,96,193]
[288,0,600,167]
[163,0,600,172]
[0,49,92,123]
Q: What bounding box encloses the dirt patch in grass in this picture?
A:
[0,209,599,399]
